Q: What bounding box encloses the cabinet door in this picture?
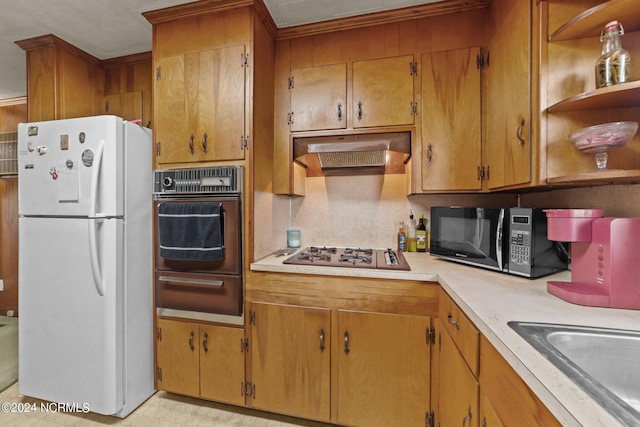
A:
[104,92,143,123]
[485,0,531,189]
[193,45,246,162]
[155,55,191,164]
[479,335,561,427]
[250,302,331,421]
[480,396,506,427]
[58,49,96,119]
[337,310,430,427]
[200,324,245,405]
[421,47,482,191]
[436,319,479,427]
[156,318,200,397]
[352,55,415,128]
[290,63,347,132]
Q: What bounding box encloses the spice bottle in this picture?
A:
[407,212,417,252]
[397,221,407,252]
[416,215,427,252]
[595,21,630,88]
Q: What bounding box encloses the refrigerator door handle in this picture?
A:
[88,139,105,218]
[88,218,105,296]
[89,139,105,296]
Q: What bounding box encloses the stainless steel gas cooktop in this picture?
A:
[283,247,410,271]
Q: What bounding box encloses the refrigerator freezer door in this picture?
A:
[18,216,124,415]
[18,116,123,218]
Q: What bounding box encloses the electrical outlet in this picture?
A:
[0,279,3,291]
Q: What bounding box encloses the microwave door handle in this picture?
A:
[496,209,505,271]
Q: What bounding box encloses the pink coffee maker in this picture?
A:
[545,209,640,310]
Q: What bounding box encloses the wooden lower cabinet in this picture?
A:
[155,317,245,406]
[337,310,431,427]
[434,318,479,427]
[437,291,561,427]
[247,302,431,426]
[249,302,331,421]
[479,335,561,427]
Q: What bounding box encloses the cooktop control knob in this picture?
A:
[163,176,174,188]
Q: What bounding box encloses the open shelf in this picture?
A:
[547,168,640,185]
[547,80,640,112]
[549,0,640,42]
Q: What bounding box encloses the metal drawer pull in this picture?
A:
[201,132,208,153]
[202,332,209,353]
[319,328,326,352]
[189,134,195,155]
[516,117,526,146]
[344,330,350,355]
[158,276,224,287]
[189,331,195,351]
[447,313,460,329]
[462,406,472,427]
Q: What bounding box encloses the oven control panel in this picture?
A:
[154,166,242,195]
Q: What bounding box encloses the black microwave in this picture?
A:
[429,207,567,278]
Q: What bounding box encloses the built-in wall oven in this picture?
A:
[153,166,243,325]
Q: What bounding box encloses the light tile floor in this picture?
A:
[0,316,18,393]
[0,383,333,427]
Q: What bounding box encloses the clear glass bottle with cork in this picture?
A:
[595,20,630,88]
[407,212,417,252]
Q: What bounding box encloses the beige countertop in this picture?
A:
[251,250,640,427]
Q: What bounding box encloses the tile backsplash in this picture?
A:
[286,175,517,250]
[254,174,640,260]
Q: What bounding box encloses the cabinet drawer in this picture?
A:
[439,290,480,377]
[155,272,242,315]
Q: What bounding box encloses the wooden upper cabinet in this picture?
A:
[16,35,102,122]
[155,45,247,165]
[484,0,532,190]
[194,45,247,162]
[290,63,347,132]
[104,92,143,123]
[352,55,416,128]
[421,47,482,192]
[155,55,189,164]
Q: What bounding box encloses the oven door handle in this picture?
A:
[221,211,225,249]
[158,276,224,288]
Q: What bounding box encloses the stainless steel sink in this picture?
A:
[508,321,640,426]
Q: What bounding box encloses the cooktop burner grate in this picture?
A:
[283,247,410,271]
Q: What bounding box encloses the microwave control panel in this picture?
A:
[509,209,534,275]
[510,229,531,266]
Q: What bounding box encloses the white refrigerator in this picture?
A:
[17,115,155,417]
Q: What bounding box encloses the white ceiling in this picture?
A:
[0,0,442,99]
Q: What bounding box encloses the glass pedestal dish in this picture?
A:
[569,121,638,171]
